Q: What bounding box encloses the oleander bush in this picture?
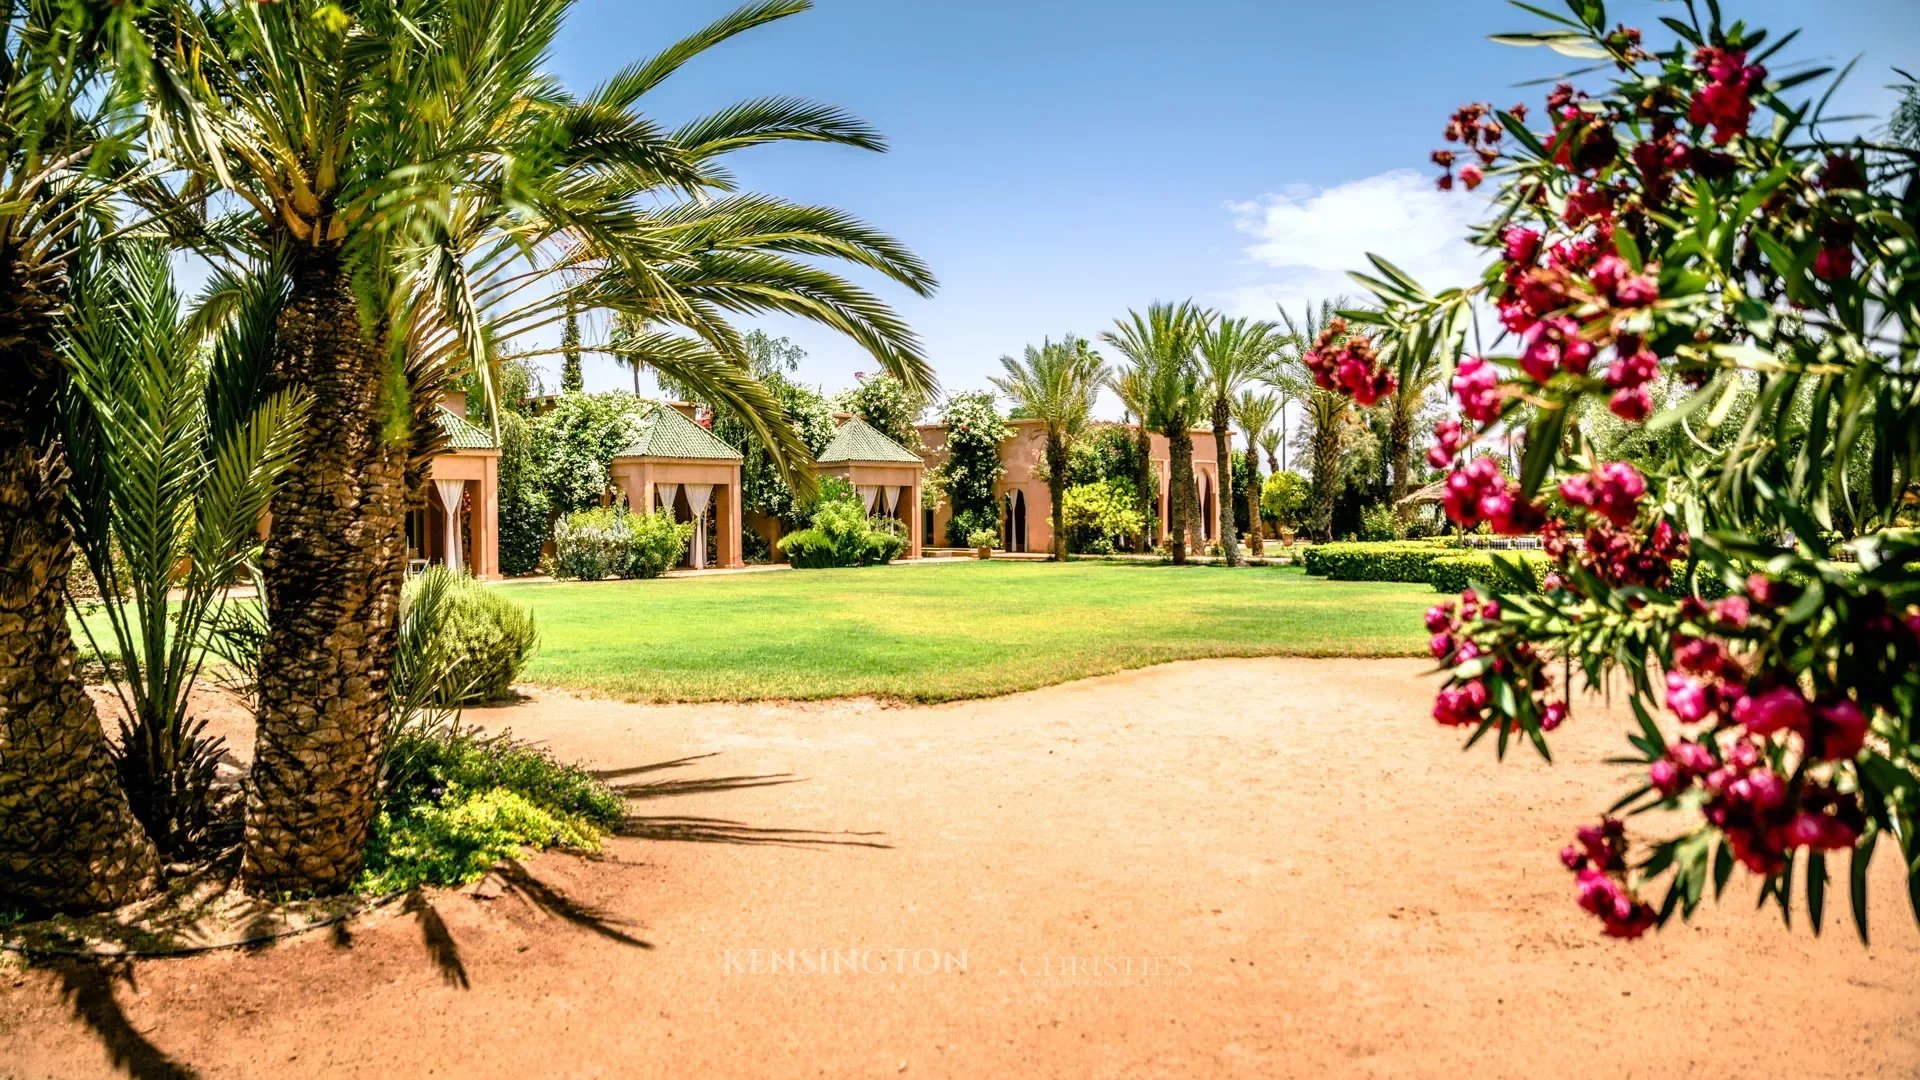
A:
[779,484,907,568]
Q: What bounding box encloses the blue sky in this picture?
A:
[552,0,1918,415]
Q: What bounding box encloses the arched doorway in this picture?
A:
[1002,491,1028,553]
[1199,473,1214,542]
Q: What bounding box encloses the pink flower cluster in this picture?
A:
[1427,593,1566,731]
[1561,819,1656,939]
[1427,419,1471,469]
[1704,741,1860,875]
[1603,337,1660,421]
[1433,101,1515,190]
[1449,356,1502,426]
[1443,457,1545,535]
[1558,461,1646,527]
[1302,319,1397,406]
[1688,47,1766,146]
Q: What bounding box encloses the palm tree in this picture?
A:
[1102,302,1209,563]
[0,2,162,911]
[1383,338,1444,518]
[61,245,308,857]
[1198,317,1284,566]
[147,0,938,893]
[1232,391,1281,555]
[1108,366,1156,552]
[991,335,1106,561]
[1274,301,1354,542]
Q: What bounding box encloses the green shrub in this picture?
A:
[399,568,538,704]
[1302,540,1459,582]
[1428,552,1552,595]
[1359,503,1408,542]
[779,486,905,568]
[361,728,625,895]
[966,526,999,549]
[550,506,691,580]
[625,507,693,578]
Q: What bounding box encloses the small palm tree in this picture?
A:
[62,245,308,857]
[1273,301,1354,542]
[991,335,1106,561]
[1102,302,1209,564]
[1231,391,1281,554]
[1198,317,1285,566]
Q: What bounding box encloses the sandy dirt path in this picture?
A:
[4,658,1917,1078]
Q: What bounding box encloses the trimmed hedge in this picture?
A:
[1300,540,1460,583]
[1428,552,1552,595]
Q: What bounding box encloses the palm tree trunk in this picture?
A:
[1166,426,1193,564]
[0,310,160,912]
[1389,399,1415,522]
[1045,433,1068,561]
[1212,400,1242,567]
[241,248,410,895]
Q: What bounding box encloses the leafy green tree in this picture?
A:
[1198,317,1285,564]
[1107,366,1158,551]
[0,1,163,911]
[62,246,308,856]
[146,0,939,891]
[1260,471,1308,535]
[1102,302,1209,562]
[934,392,1010,546]
[991,335,1107,560]
[835,372,925,451]
[1062,479,1145,553]
[528,393,650,516]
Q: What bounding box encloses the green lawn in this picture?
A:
[501,560,1433,703]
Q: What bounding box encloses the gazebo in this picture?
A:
[417,394,500,578]
[815,416,924,559]
[607,403,745,570]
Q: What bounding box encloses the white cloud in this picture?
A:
[1218,169,1489,320]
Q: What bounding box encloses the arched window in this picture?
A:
[1012,490,1028,552]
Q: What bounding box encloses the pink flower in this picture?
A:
[1813,243,1854,282]
[1664,671,1712,723]
[1459,165,1484,190]
[1451,356,1502,424]
[1429,632,1454,658]
[1541,701,1567,731]
[1558,461,1646,527]
[1613,273,1659,307]
[1649,759,1685,796]
[1609,385,1653,421]
[1504,226,1542,265]
[1731,685,1809,739]
[1424,605,1453,633]
[1711,596,1750,628]
[1809,698,1868,761]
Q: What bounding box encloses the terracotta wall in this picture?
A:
[916,420,1225,552]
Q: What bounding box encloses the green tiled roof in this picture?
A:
[436,407,498,451]
[618,403,743,461]
[817,416,922,465]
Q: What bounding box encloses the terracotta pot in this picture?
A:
[976,546,992,559]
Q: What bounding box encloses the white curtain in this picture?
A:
[657,483,683,518]
[434,479,466,570]
[684,484,714,569]
[881,486,901,516]
[858,485,880,514]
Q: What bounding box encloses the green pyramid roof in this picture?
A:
[436,407,498,451]
[617,403,743,461]
[817,416,922,465]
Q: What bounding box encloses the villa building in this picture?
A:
[916,418,1224,553]
[407,392,502,579]
[608,402,748,570]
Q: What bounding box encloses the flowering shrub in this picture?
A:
[1335,4,1920,938]
[934,392,1011,545]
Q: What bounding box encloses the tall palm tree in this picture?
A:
[147,0,938,893]
[1101,302,1209,564]
[1383,338,1443,518]
[1198,317,1284,566]
[0,2,162,911]
[1108,366,1156,552]
[1232,390,1281,555]
[1274,301,1354,542]
[991,335,1106,561]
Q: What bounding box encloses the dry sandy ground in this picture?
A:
[3,658,1917,1079]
